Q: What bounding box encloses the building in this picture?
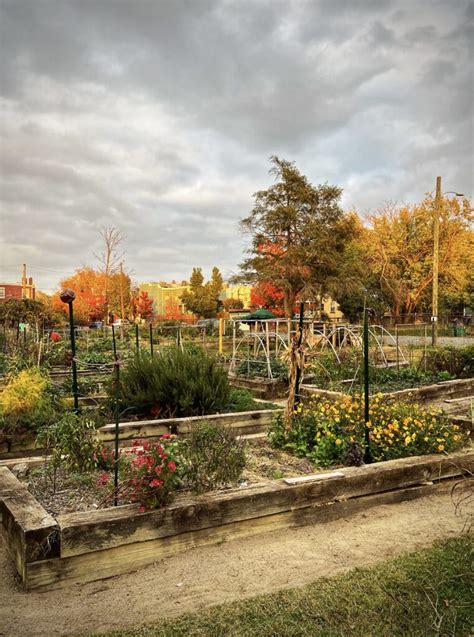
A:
[220,284,253,308]
[139,282,191,317]
[0,265,35,303]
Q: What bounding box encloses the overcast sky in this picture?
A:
[0,0,472,293]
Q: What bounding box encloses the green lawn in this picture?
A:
[98,536,473,637]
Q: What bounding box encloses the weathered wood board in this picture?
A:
[26,481,449,591]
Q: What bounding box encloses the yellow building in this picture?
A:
[139,282,190,317]
[220,284,253,308]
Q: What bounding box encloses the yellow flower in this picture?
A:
[335,438,342,446]
[444,432,449,438]
[424,436,429,442]
[437,444,445,452]
[404,436,412,445]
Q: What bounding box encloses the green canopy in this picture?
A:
[241,308,276,320]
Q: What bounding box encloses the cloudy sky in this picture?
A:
[0,0,472,293]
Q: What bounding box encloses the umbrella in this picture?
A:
[241,308,277,320]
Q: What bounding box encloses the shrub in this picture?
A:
[36,412,102,475]
[0,368,58,438]
[269,395,469,466]
[181,422,246,493]
[370,366,453,392]
[117,347,231,418]
[237,357,288,379]
[226,388,276,413]
[120,437,181,511]
[425,345,474,378]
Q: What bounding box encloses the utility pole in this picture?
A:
[119,262,126,321]
[21,263,27,299]
[431,176,441,347]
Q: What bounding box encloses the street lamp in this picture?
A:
[431,179,464,347]
[60,288,79,412]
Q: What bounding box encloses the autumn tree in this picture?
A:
[181,267,223,318]
[250,281,285,315]
[362,196,473,318]
[55,268,107,323]
[108,270,133,319]
[238,156,355,318]
[133,291,154,320]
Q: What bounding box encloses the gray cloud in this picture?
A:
[0,0,472,292]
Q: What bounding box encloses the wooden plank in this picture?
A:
[0,467,60,572]
[0,456,49,471]
[283,471,344,485]
[98,409,280,445]
[58,450,474,559]
[26,481,446,591]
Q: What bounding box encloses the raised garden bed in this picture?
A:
[1,449,472,591]
[229,375,287,399]
[302,377,474,407]
[0,408,284,460]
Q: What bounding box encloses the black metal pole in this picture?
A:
[363,308,372,464]
[149,323,154,357]
[68,301,79,413]
[112,324,120,506]
[135,324,139,355]
[294,301,305,410]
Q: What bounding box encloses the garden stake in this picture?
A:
[135,323,139,354]
[149,323,154,357]
[60,289,79,413]
[112,324,121,506]
[396,326,399,377]
[363,308,373,464]
[293,301,305,410]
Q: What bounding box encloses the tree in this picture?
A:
[223,297,244,311]
[95,226,124,322]
[133,291,154,320]
[238,156,354,318]
[362,196,473,318]
[181,267,223,318]
[108,270,133,319]
[250,281,285,315]
[55,268,107,323]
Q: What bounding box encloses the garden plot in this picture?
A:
[15,439,315,518]
[1,450,472,591]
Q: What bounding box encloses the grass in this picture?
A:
[98,536,473,637]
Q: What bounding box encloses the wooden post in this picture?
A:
[119,262,125,339]
[431,176,441,347]
[396,326,399,377]
[265,321,271,378]
[218,318,224,354]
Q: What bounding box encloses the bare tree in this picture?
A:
[95,226,125,323]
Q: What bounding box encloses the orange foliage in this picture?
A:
[55,268,106,323]
[250,281,285,316]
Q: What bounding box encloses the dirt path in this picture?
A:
[0,488,469,637]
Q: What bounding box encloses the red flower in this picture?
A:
[167,461,177,472]
[139,505,146,513]
[50,331,61,342]
[161,433,172,439]
[97,472,109,485]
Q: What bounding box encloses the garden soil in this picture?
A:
[0,488,470,637]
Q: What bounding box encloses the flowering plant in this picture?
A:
[120,435,181,511]
[270,394,469,466]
